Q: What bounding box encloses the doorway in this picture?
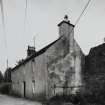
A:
[23,81,26,97]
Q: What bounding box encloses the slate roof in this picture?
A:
[12,37,62,71]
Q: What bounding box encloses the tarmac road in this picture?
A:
[0,94,42,105]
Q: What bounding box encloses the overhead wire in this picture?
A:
[67,0,92,55]
[67,0,92,38]
[75,0,92,26]
[23,0,28,35]
[0,0,7,48]
[0,0,8,68]
[23,0,36,48]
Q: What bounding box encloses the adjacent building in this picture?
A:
[10,16,85,100]
[85,43,105,97]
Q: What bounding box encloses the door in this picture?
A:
[23,81,26,97]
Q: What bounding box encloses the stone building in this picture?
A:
[85,43,105,98]
[10,16,85,100]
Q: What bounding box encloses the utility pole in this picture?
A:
[33,36,35,48]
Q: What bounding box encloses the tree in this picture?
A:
[0,71,4,83]
[4,68,11,82]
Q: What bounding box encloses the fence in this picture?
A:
[51,84,84,97]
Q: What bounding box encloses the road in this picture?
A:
[0,94,42,105]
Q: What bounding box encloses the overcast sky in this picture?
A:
[0,0,105,73]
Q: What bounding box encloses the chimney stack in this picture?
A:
[27,46,36,57]
[58,15,74,38]
[58,15,75,53]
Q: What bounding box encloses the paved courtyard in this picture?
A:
[0,94,42,105]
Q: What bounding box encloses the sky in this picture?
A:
[0,0,105,73]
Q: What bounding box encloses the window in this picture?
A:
[32,80,35,94]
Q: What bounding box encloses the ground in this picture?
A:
[0,94,42,105]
